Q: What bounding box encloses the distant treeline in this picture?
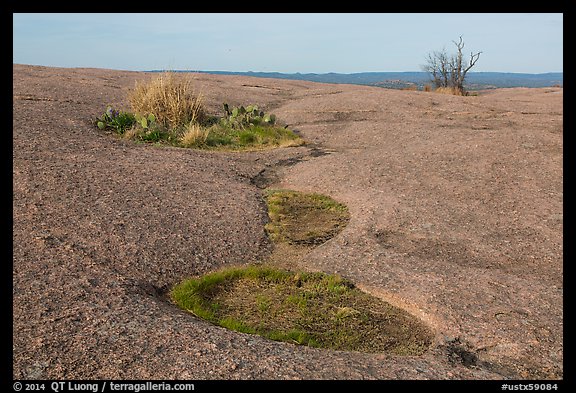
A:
[148,70,563,90]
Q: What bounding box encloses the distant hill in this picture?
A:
[152,70,563,90]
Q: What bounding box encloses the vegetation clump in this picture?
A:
[94,72,302,150]
[264,189,350,246]
[96,107,136,134]
[221,103,276,129]
[171,265,433,354]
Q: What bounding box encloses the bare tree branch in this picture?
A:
[464,51,482,74]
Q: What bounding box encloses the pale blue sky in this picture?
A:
[13,13,563,74]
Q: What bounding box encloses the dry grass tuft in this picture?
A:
[123,127,140,140]
[434,86,465,96]
[402,85,418,91]
[128,72,206,130]
[180,122,209,147]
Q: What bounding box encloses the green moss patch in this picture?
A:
[171,265,433,354]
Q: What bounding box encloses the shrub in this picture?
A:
[128,72,206,130]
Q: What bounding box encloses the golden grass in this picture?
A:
[434,86,465,96]
[128,72,205,130]
[123,127,140,140]
[180,122,209,147]
[401,85,418,91]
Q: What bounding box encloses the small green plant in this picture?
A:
[130,113,168,142]
[96,106,136,134]
[135,113,157,130]
[256,294,271,313]
[135,128,166,143]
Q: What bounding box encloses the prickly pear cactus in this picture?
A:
[220,103,278,129]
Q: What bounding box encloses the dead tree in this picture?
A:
[422,36,482,94]
[452,36,482,93]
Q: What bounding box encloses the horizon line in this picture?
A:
[12,63,563,75]
[147,69,564,75]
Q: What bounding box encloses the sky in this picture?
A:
[13,13,563,74]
